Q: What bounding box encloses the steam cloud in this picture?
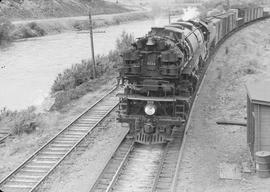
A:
[181,7,200,21]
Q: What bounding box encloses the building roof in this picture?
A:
[246,81,270,106]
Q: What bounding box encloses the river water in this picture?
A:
[0,18,168,110]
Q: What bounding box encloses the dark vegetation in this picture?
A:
[0,18,47,44]
[0,17,14,45]
[0,107,42,135]
[13,22,47,39]
[51,31,134,110]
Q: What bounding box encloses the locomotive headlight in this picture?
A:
[144,103,156,116]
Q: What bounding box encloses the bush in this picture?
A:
[116,31,134,53]
[50,31,134,109]
[27,22,46,36]
[13,22,47,39]
[0,107,42,135]
[51,31,133,94]
[0,17,14,45]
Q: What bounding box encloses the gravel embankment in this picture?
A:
[176,19,270,192]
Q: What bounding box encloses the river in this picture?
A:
[0,18,168,110]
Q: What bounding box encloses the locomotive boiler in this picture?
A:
[117,21,210,144]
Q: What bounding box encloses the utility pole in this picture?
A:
[89,11,96,79]
[169,11,171,24]
[168,0,171,24]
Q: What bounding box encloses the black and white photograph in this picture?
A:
[0,0,270,191]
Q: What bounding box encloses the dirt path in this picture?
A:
[176,19,270,192]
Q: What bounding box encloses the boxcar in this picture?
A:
[211,18,221,45]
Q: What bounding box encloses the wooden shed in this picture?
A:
[246,81,270,159]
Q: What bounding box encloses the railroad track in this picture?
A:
[0,87,119,192]
[0,130,10,143]
[1,14,268,192]
[89,16,270,192]
[89,128,185,192]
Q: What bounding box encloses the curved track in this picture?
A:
[89,15,270,192]
[170,14,270,192]
[0,87,119,192]
[1,14,269,192]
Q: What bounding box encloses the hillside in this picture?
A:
[0,0,129,20]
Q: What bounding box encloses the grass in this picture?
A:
[51,31,134,110]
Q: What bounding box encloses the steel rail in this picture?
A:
[170,15,270,192]
[88,132,129,191]
[150,144,169,192]
[30,103,118,192]
[105,142,134,192]
[0,86,119,192]
[102,143,165,192]
[89,137,134,192]
[0,133,10,143]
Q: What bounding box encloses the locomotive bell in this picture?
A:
[146,37,155,46]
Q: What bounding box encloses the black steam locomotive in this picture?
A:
[117,6,266,144]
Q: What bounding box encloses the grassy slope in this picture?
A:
[0,0,129,20]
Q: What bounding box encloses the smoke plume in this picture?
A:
[181,7,200,21]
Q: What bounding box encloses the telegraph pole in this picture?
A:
[89,11,97,79]
[168,9,171,24]
[168,0,171,24]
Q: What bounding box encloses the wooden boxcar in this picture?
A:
[212,18,222,43]
[246,81,270,159]
[215,11,237,40]
[238,7,264,23]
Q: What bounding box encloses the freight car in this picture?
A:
[117,6,267,144]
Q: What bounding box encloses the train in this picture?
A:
[117,5,269,144]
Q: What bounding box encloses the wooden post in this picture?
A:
[169,10,171,24]
[89,11,96,78]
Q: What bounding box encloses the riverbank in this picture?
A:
[176,19,270,192]
[8,11,152,41]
